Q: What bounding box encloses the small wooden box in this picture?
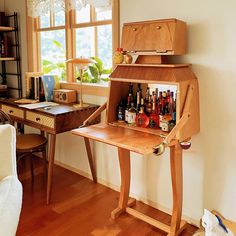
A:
[121,19,187,55]
[53,89,77,104]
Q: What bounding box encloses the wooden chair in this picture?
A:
[0,109,47,181]
[16,133,47,181]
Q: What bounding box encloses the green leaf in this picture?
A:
[43,65,58,74]
[42,59,53,66]
[88,65,99,80]
[101,68,112,74]
[52,39,64,51]
[91,56,103,74]
[101,78,110,82]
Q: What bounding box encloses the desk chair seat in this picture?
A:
[1,109,48,181]
[16,134,47,181]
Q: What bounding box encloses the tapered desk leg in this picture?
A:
[46,134,56,205]
[111,147,131,219]
[168,143,187,236]
[84,137,97,183]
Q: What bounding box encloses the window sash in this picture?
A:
[26,0,119,92]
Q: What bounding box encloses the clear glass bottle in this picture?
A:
[127,102,137,125]
[125,95,131,123]
[135,106,149,128]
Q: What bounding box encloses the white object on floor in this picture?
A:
[202,209,234,236]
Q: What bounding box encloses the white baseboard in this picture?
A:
[54,160,200,227]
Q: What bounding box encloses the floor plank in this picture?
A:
[16,157,198,236]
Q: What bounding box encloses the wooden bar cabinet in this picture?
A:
[72,19,200,235]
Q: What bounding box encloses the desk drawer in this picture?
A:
[1,105,24,119]
[26,111,55,129]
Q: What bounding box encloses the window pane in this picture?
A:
[76,27,95,58]
[40,30,66,81]
[40,12,50,28]
[97,25,112,69]
[96,8,112,21]
[76,5,90,24]
[55,10,65,26]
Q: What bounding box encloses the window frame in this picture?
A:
[26,0,120,96]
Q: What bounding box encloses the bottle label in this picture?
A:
[160,120,169,131]
[118,111,125,121]
[127,111,136,124]
[137,117,143,126]
[125,109,128,122]
[149,118,157,128]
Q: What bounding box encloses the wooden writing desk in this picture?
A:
[0,98,100,204]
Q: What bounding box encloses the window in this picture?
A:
[27,0,119,88]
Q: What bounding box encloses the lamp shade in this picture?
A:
[66,58,94,69]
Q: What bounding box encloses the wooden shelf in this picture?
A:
[0,26,15,31]
[0,57,16,61]
[109,121,168,137]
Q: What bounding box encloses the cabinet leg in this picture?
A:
[169,143,187,236]
[84,137,97,183]
[111,147,130,219]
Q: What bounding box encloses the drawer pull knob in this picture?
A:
[9,110,13,113]
[36,117,41,121]
[132,28,137,31]
[156,26,161,30]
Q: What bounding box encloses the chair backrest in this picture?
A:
[0,110,13,125]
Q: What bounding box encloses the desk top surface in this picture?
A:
[0,98,99,116]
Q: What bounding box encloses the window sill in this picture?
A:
[60,82,109,97]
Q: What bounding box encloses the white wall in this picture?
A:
[5,0,236,225]
[120,0,236,223]
[0,1,4,11]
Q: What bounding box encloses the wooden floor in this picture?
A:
[16,157,198,236]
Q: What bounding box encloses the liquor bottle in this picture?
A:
[140,97,145,110]
[117,100,125,122]
[168,91,175,116]
[137,83,142,93]
[127,102,137,125]
[128,82,134,103]
[162,91,170,114]
[136,88,141,112]
[145,94,152,116]
[149,99,159,129]
[135,106,149,128]
[166,90,171,103]
[125,95,131,122]
[172,94,177,122]
[157,91,163,115]
[145,87,150,104]
[155,88,158,101]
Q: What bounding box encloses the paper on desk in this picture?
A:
[19,102,59,109]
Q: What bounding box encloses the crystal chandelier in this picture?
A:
[27,0,112,18]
